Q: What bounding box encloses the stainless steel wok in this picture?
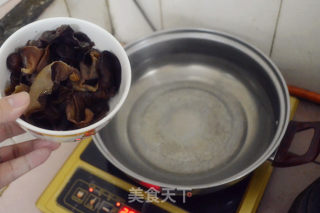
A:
[93,29,320,192]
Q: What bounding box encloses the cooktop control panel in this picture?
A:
[57,168,166,213]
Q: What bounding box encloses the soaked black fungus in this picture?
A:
[5,25,121,130]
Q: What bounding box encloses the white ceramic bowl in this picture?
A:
[0,17,131,142]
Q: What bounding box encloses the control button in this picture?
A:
[101,206,110,212]
[71,188,87,204]
[99,201,113,213]
[84,194,100,210]
[90,197,97,206]
[77,190,85,199]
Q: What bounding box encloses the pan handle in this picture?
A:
[273,121,320,167]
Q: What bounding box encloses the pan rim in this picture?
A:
[94,28,290,190]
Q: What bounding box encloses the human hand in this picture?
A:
[0,92,60,188]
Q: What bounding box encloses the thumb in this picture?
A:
[0,92,30,124]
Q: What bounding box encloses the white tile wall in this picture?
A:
[137,0,162,30]
[161,0,281,54]
[37,0,69,19]
[108,0,154,44]
[271,0,320,93]
[65,0,111,31]
[2,0,320,92]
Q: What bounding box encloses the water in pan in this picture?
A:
[128,79,247,174]
[112,53,275,179]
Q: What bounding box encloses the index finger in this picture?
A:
[0,148,51,189]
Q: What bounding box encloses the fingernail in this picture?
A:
[7,92,30,108]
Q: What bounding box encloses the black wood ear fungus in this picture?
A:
[5,25,121,130]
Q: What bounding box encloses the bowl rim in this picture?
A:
[0,17,131,135]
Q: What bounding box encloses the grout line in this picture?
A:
[63,0,71,17]
[159,0,164,29]
[269,0,283,57]
[133,0,156,31]
[105,0,115,35]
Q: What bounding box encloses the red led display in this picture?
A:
[118,206,138,213]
